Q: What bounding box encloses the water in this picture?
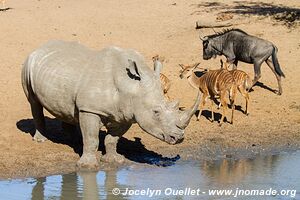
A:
[0,151,299,200]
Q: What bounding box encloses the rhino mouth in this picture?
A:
[162,133,184,145]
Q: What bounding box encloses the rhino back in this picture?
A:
[23,40,146,123]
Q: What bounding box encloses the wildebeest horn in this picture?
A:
[199,31,208,41]
[199,35,208,41]
[177,91,201,129]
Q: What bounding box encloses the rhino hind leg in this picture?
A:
[30,100,47,142]
[77,112,102,170]
[101,123,131,164]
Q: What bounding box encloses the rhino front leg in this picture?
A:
[30,100,47,142]
[77,111,102,170]
[101,123,131,164]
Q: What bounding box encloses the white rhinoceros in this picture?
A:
[21,40,200,169]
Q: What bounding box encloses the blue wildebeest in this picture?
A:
[200,29,285,95]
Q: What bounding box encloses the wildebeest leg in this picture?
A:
[77,112,102,169]
[101,123,131,164]
[233,60,238,69]
[226,55,236,68]
[266,58,282,95]
[251,61,262,89]
[30,100,47,142]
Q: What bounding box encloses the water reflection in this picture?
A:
[79,172,99,200]
[201,154,280,185]
[0,152,299,200]
[31,177,45,199]
[61,174,80,200]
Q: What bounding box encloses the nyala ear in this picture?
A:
[220,59,224,68]
[192,63,201,70]
[126,59,141,81]
[178,64,184,70]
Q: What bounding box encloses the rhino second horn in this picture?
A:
[168,100,180,110]
[177,91,201,129]
[154,59,163,76]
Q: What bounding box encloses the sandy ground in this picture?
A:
[0,0,300,179]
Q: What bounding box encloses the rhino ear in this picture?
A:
[126,59,141,81]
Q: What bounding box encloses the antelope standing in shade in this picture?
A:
[152,55,171,100]
[220,59,251,115]
[179,63,237,125]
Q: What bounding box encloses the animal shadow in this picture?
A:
[0,7,12,12]
[16,118,179,166]
[194,100,244,123]
[254,81,277,94]
[16,117,83,155]
[117,137,180,167]
[195,110,224,123]
[190,1,300,26]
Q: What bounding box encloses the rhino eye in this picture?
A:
[153,109,161,119]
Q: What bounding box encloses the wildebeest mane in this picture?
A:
[207,28,248,39]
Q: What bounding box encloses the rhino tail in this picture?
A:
[272,46,285,78]
[22,53,37,100]
[21,57,31,98]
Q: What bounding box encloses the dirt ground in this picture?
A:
[0,0,300,179]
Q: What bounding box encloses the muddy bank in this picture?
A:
[1,122,300,179]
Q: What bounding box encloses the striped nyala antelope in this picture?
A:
[152,55,171,100]
[220,59,251,115]
[179,63,237,125]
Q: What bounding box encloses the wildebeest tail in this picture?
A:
[272,46,285,78]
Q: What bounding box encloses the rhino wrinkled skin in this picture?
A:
[21,40,200,169]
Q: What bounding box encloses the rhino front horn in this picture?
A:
[177,91,201,129]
